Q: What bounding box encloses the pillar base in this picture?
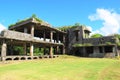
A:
[1,57,6,61]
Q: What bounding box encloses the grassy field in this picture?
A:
[0,55,120,80]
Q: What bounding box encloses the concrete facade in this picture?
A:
[66,26,120,58]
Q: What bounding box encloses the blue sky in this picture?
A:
[0,0,120,35]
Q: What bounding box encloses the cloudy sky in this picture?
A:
[0,0,120,35]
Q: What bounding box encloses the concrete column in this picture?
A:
[63,35,65,43]
[102,46,105,55]
[57,33,59,43]
[50,31,53,42]
[43,31,46,41]
[113,45,119,57]
[62,46,65,54]
[50,46,53,57]
[93,46,99,53]
[116,45,119,57]
[30,43,34,56]
[24,43,27,55]
[56,46,59,54]
[102,47,105,53]
[1,40,7,61]
[24,28,28,33]
[112,46,116,57]
[31,25,34,37]
[62,35,65,54]
[83,47,86,57]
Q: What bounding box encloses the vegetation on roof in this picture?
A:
[105,42,113,45]
[57,23,84,32]
[90,33,103,38]
[31,14,43,22]
[8,14,43,29]
[113,34,120,39]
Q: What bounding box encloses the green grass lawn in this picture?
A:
[0,55,120,80]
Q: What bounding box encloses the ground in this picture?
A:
[0,55,120,80]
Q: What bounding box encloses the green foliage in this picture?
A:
[83,43,93,46]
[73,43,92,47]
[73,43,83,47]
[34,48,44,56]
[13,46,24,55]
[9,46,44,56]
[57,23,82,32]
[9,14,43,29]
[113,34,120,46]
[31,14,37,18]
[91,33,103,38]
[57,25,72,32]
[74,23,81,26]
[114,34,120,39]
[31,14,43,22]
[9,18,30,28]
[106,42,112,45]
[117,42,120,46]
[9,24,15,28]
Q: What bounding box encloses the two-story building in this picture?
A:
[0,17,66,61]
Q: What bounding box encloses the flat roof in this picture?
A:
[9,17,66,34]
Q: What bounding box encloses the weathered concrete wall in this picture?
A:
[1,30,33,41]
[66,28,76,53]
[89,53,104,58]
[83,36,116,46]
[104,53,115,58]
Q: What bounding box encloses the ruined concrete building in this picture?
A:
[66,26,120,58]
[0,17,66,61]
[0,17,120,61]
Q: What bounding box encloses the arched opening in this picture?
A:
[21,57,26,60]
[33,57,38,59]
[14,57,19,60]
[27,57,32,60]
[6,58,12,61]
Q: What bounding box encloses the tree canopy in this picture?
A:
[90,33,103,38]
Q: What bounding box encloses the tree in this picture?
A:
[91,33,103,38]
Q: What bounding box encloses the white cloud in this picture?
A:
[0,23,6,32]
[88,8,120,35]
[86,26,102,36]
